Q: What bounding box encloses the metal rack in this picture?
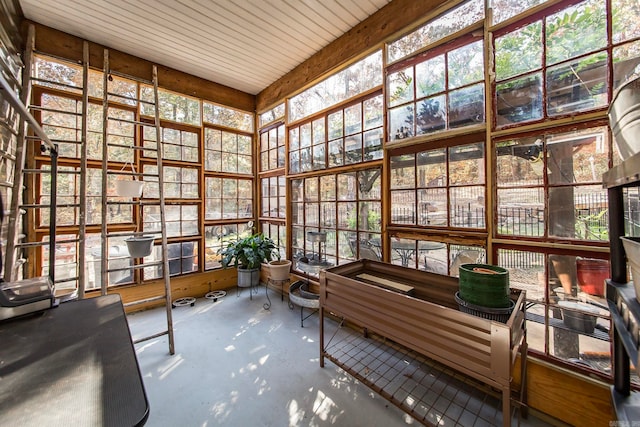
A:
[603,150,640,422]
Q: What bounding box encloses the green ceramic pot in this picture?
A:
[458,263,510,308]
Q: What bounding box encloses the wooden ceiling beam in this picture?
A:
[256,0,450,112]
[25,21,256,113]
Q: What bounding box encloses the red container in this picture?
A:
[576,258,610,296]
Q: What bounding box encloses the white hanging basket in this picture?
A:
[116,180,144,198]
[125,236,154,258]
[115,162,144,198]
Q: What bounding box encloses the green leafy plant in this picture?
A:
[219,233,277,270]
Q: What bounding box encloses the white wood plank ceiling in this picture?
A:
[19,0,393,95]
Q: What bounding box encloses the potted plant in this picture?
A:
[219,233,277,288]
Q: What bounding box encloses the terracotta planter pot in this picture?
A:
[267,260,292,281]
[576,258,609,297]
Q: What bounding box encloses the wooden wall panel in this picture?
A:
[256,0,449,111]
[100,268,238,313]
[26,22,255,113]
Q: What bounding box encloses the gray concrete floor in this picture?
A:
[127,285,558,427]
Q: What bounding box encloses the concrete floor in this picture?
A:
[127,286,557,427]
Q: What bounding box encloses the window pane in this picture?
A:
[450,186,485,228]
[448,40,484,89]
[388,68,414,107]
[417,149,446,187]
[416,95,446,134]
[545,0,607,65]
[496,73,543,126]
[613,40,640,91]
[390,154,416,189]
[363,129,383,161]
[328,111,343,139]
[546,128,610,185]
[612,0,640,44]
[389,104,414,141]
[449,143,484,185]
[491,0,544,25]
[497,188,545,237]
[203,102,253,132]
[387,0,484,62]
[344,104,362,135]
[391,190,416,224]
[416,55,445,98]
[546,52,608,116]
[496,138,544,187]
[495,22,542,81]
[363,95,383,130]
[418,188,447,226]
[449,83,484,128]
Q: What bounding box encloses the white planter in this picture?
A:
[267,260,292,281]
[116,180,144,198]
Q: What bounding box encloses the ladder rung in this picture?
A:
[0,149,16,160]
[106,200,161,206]
[54,277,79,284]
[16,241,48,248]
[49,138,81,144]
[106,142,157,151]
[31,76,83,91]
[0,119,19,136]
[107,170,158,178]
[133,330,169,344]
[25,135,80,144]
[29,105,82,116]
[105,92,152,105]
[20,203,79,209]
[125,295,167,307]
[0,181,12,188]
[107,116,154,127]
[106,231,160,238]
[22,169,81,175]
[106,69,153,85]
[107,261,163,273]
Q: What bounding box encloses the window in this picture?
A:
[494,0,612,128]
[204,128,252,174]
[205,177,253,220]
[390,141,486,229]
[259,124,285,171]
[387,36,485,141]
[204,222,253,270]
[30,55,255,289]
[289,93,383,174]
[141,87,201,125]
[261,176,286,219]
[290,168,381,270]
[386,0,484,63]
[496,126,611,241]
[203,102,253,133]
[289,51,382,122]
[259,103,285,128]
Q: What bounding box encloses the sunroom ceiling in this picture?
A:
[18,0,393,95]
